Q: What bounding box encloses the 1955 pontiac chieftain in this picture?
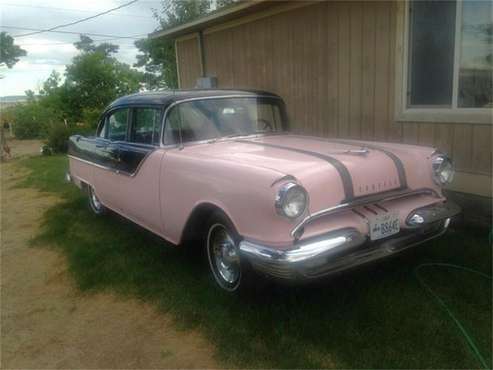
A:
[68,89,460,292]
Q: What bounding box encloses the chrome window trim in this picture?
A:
[291,187,441,238]
[119,141,156,149]
[159,94,284,148]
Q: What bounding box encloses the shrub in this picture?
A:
[82,107,102,128]
[46,123,72,153]
[11,101,54,139]
[46,122,93,153]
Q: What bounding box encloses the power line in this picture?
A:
[12,0,140,38]
[1,26,147,39]
[0,2,154,19]
[16,39,137,47]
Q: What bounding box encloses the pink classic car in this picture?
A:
[67,89,460,292]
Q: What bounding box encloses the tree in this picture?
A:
[38,71,68,120]
[0,32,27,68]
[9,35,144,145]
[25,89,36,101]
[74,35,119,56]
[157,0,211,29]
[134,37,177,89]
[40,70,62,95]
[65,36,143,122]
[135,0,238,89]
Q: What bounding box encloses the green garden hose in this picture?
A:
[414,263,492,369]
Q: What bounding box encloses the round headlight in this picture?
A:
[432,153,455,185]
[275,182,308,219]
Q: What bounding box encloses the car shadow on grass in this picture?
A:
[19,156,493,369]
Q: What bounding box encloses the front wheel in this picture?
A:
[206,213,251,292]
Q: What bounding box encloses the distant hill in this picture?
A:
[0,95,29,104]
[0,95,34,109]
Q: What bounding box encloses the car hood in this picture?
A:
[179,133,439,207]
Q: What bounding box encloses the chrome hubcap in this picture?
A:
[91,189,102,210]
[208,224,240,286]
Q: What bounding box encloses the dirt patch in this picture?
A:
[0,161,219,368]
[3,138,43,159]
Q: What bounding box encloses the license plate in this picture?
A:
[369,212,400,241]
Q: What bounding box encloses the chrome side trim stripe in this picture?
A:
[237,139,355,202]
[68,155,111,171]
[68,153,154,178]
[291,187,440,238]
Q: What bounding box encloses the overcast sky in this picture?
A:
[0,0,162,97]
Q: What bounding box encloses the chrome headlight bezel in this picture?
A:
[432,153,455,186]
[275,182,309,219]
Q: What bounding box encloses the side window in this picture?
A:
[130,108,161,145]
[97,120,107,138]
[107,109,129,142]
[163,103,219,145]
[163,106,181,145]
[255,103,281,132]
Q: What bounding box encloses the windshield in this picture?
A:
[163,97,286,145]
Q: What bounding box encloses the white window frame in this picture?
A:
[396,0,492,124]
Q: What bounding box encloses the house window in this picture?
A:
[405,0,492,119]
[457,1,492,108]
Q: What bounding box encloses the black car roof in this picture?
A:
[107,89,281,110]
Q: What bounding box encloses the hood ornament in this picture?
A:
[328,147,370,156]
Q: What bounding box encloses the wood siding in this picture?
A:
[176,36,201,88]
[175,1,492,179]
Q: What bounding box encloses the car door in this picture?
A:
[93,108,129,210]
[115,106,165,234]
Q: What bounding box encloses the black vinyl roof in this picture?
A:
[107,89,281,110]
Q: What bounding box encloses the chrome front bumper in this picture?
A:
[239,201,461,281]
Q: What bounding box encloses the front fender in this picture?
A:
[160,150,296,246]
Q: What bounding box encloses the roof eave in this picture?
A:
[148,0,269,40]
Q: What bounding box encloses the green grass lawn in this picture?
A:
[16,155,492,369]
